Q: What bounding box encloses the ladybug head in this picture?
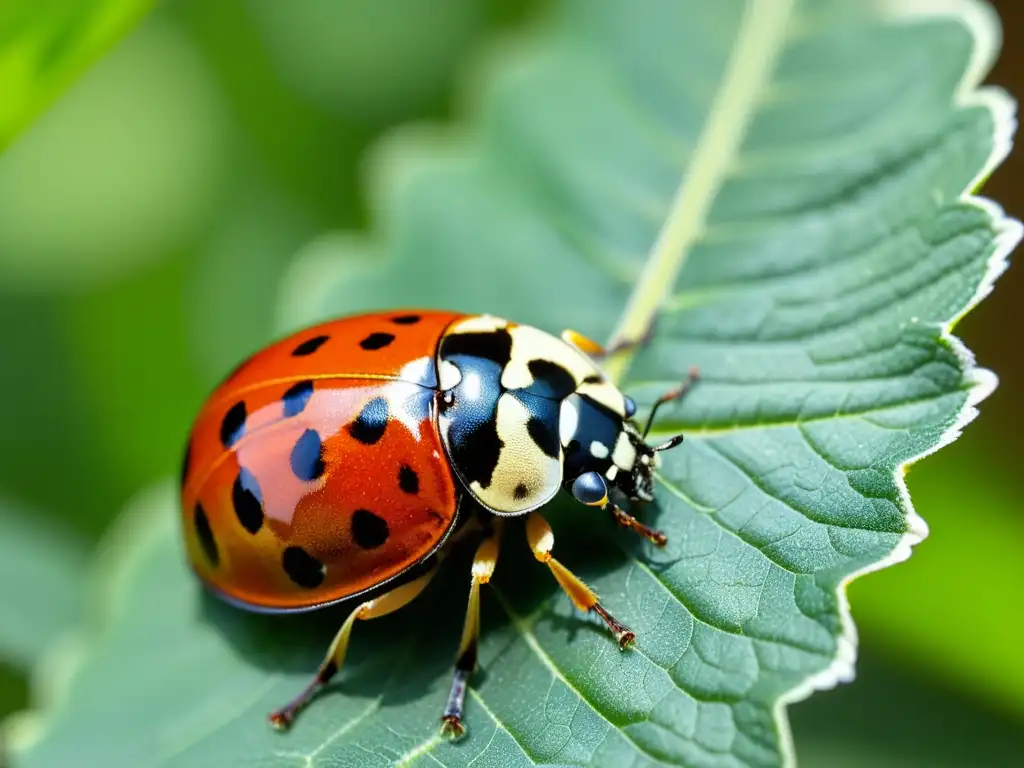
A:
[613,422,685,503]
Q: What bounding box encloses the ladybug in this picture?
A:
[179,310,695,739]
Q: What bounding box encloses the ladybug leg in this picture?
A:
[440,519,504,741]
[562,324,658,361]
[571,471,667,546]
[525,511,635,649]
[561,329,607,357]
[268,565,439,731]
[607,502,667,546]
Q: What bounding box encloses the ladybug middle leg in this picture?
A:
[525,511,635,649]
[268,565,438,731]
[440,519,504,741]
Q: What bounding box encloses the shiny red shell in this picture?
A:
[180,310,468,612]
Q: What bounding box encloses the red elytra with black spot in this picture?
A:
[180,310,468,613]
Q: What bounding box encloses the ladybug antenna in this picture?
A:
[650,434,685,453]
[639,367,700,439]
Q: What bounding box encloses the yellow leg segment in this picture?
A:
[440,521,504,741]
[562,327,657,361]
[525,511,635,649]
[269,565,438,730]
[561,328,607,357]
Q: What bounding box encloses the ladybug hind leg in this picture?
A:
[269,565,438,731]
[525,511,635,649]
[440,519,504,741]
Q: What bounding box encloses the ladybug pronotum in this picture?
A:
[179,310,695,738]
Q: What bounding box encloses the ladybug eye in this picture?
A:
[440,390,455,411]
[624,396,637,418]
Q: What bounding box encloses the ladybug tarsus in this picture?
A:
[440,715,467,742]
[593,603,637,650]
[268,711,293,732]
[268,674,325,732]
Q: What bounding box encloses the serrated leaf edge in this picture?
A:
[771,0,1021,765]
[276,3,1019,765]
[8,1,1017,766]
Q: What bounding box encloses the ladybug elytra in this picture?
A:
[179,310,694,738]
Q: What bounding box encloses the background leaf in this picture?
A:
[0,0,154,153]
[0,501,88,669]
[5,1,1019,767]
[847,444,1024,718]
[0,15,231,292]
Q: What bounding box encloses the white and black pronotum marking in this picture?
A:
[435,315,658,516]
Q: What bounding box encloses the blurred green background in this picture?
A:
[0,1,1021,766]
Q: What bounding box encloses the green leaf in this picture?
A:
[0,0,155,153]
[0,502,89,669]
[246,0,487,124]
[7,1,1019,767]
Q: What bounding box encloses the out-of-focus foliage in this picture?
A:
[849,440,1024,718]
[0,0,1022,766]
[0,18,231,291]
[0,502,88,668]
[246,0,487,124]
[0,0,153,152]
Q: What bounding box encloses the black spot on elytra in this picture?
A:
[398,465,419,494]
[290,429,325,481]
[194,503,218,566]
[527,415,560,458]
[351,509,389,549]
[359,332,395,350]
[282,546,324,588]
[391,314,421,325]
[440,328,513,367]
[526,359,578,400]
[282,380,314,417]
[583,374,603,384]
[232,467,264,534]
[292,335,329,356]
[513,483,530,501]
[180,441,191,487]
[220,401,247,448]
[347,397,388,445]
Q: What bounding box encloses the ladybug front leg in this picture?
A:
[440,519,504,741]
[525,511,635,649]
[268,565,438,731]
[571,471,667,546]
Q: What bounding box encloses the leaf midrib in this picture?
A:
[605,0,797,383]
